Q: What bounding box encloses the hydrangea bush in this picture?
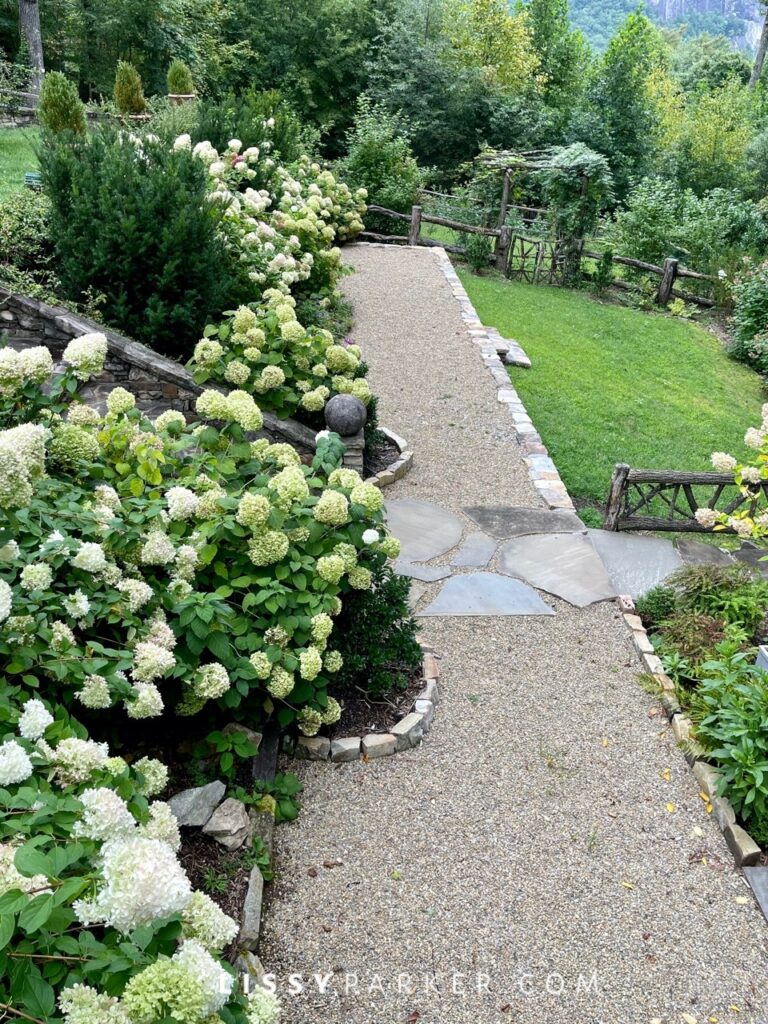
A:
[0,689,280,1024]
[190,293,370,421]
[0,339,400,737]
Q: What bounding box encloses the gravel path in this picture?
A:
[260,245,768,1024]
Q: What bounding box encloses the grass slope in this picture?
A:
[459,270,764,505]
[0,127,40,201]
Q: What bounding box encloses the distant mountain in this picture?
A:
[569,0,764,52]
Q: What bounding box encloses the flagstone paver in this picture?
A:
[450,531,498,568]
[260,245,768,1024]
[675,536,735,566]
[419,571,556,617]
[385,498,464,563]
[464,504,585,539]
[588,528,684,597]
[497,532,616,608]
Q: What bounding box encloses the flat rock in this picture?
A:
[419,572,555,617]
[202,797,252,851]
[385,499,464,562]
[391,712,425,751]
[408,581,429,610]
[294,736,330,761]
[393,560,453,583]
[450,532,498,568]
[733,542,768,578]
[587,529,683,598]
[168,780,225,828]
[362,733,396,758]
[744,867,768,923]
[675,537,734,567]
[463,505,585,540]
[331,737,361,763]
[497,532,615,608]
[238,865,265,950]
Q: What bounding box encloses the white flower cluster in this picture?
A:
[0,345,53,396]
[62,333,108,382]
[0,422,47,509]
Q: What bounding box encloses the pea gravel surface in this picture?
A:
[259,245,768,1024]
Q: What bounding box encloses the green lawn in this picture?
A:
[459,270,765,507]
[0,127,40,201]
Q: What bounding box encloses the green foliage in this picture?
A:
[694,652,768,845]
[340,98,423,232]
[38,71,85,135]
[731,259,768,374]
[114,60,146,115]
[0,126,39,202]
[0,190,53,275]
[656,611,728,667]
[193,89,304,163]
[464,232,493,273]
[671,33,751,92]
[40,129,228,356]
[591,248,614,296]
[193,729,260,783]
[167,57,195,95]
[525,0,589,124]
[635,585,677,629]
[332,563,422,700]
[234,772,304,824]
[667,563,768,633]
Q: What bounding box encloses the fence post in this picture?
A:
[408,205,422,246]
[657,257,679,306]
[495,225,512,271]
[604,463,630,531]
[498,169,511,229]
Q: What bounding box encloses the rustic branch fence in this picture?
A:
[604,463,767,532]
[362,204,717,307]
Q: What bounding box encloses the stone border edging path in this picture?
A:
[259,244,768,1024]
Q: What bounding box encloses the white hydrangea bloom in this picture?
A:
[72,542,107,573]
[140,531,176,565]
[134,756,169,797]
[137,801,180,851]
[745,427,765,450]
[77,674,111,709]
[63,589,90,619]
[173,940,233,1016]
[94,484,120,510]
[58,984,131,1024]
[0,539,19,561]
[173,133,192,151]
[246,985,281,1024]
[54,737,110,785]
[18,698,53,740]
[75,787,137,841]
[0,843,48,897]
[116,577,154,613]
[62,333,108,381]
[694,507,718,528]
[181,890,239,952]
[166,486,199,521]
[711,452,737,472]
[125,682,164,719]
[742,465,762,484]
[20,561,53,592]
[362,529,380,545]
[0,579,12,622]
[0,740,33,785]
[73,836,192,933]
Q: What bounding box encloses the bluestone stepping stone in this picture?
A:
[587,529,682,598]
[733,542,768,578]
[393,560,452,583]
[418,572,555,617]
[497,533,615,608]
[675,537,734,567]
[386,499,464,562]
[408,581,429,610]
[744,867,768,923]
[464,505,585,540]
[451,532,498,568]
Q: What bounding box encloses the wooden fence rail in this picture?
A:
[364,204,717,307]
[604,463,767,532]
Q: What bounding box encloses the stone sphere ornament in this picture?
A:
[324,394,367,436]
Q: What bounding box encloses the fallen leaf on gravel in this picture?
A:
[642,932,652,941]
[681,1015,698,1024]
[621,880,635,889]
[698,792,710,802]
[500,1006,511,1014]
[390,869,403,881]
[734,896,749,905]
[661,767,671,781]
[692,826,704,838]
[322,924,332,933]
[708,1017,719,1022]
[666,803,676,813]
[705,802,713,814]
[728,1006,740,1013]
[406,1012,420,1022]
[323,859,343,869]
[650,1018,662,1024]
[602,737,609,748]
[307,867,318,877]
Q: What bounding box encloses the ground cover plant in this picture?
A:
[0,127,39,200]
[458,270,762,509]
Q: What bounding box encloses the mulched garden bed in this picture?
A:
[179,830,253,925]
[364,433,400,478]
[328,672,423,739]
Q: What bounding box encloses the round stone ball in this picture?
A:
[324,394,367,436]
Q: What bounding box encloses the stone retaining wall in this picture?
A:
[0,284,365,467]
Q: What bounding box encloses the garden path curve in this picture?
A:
[259,244,768,1024]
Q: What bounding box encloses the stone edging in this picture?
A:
[618,593,763,871]
[431,248,574,512]
[286,643,439,762]
[366,425,414,489]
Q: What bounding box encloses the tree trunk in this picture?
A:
[18,0,44,96]
[749,6,768,90]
